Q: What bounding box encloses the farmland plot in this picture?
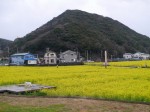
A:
[1,62,150,103]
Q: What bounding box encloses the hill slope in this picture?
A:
[0,38,12,50]
[13,10,150,59]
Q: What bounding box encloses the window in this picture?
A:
[71,59,75,62]
[47,53,49,57]
[71,54,73,56]
[51,54,54,56]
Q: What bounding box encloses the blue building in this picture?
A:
[10,53,37,65]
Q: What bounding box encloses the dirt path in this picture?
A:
[0,95,150,112]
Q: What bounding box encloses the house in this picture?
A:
[140,53,150,60]
[10,53,37,65]
[133,52,150,60]
[59,50,78,63]
[123,53,133,59]
[44,50,57,64]
[133,52,143,59]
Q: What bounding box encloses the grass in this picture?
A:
[1,61,150,103]
[0,103,68,112]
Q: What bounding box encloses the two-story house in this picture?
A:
[59,50,78,63]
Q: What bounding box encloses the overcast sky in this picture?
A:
[0,0,150,41]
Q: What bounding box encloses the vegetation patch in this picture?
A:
[0,102,67,112]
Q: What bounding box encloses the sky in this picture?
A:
[0,0,150,41]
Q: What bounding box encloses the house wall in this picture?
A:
[44,52,57,64]
[60,52,77,62]
[133,53,141,58]
[123,54,132,59]
[141,54,150,60]
[28,60,37,64]
[11,56,24,65]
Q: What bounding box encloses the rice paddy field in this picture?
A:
[1,60,150,103]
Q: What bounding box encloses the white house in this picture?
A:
[141,53,150,60]
[123,53,133,59]
[44,49,57,64]
[123,52,150,60]
[133,52,143,59]
[133,52,149,60]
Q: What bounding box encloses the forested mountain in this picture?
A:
[12,10,150,59]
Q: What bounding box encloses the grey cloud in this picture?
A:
[0,0,150,40]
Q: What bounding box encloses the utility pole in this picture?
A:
[76,48,78,62]
[104,50,108,68]
[78,52,80,62]
[101,50,103,61]
[7,47,10,65]
[87,50,88,62]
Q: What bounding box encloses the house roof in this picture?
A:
[11,53,30,56]
[124,53,132,55]
[46,50,56,53]
[141,53,149,56]
[134,52,145,55]
[61,50,76,55]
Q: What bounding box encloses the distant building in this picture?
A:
[133,52,143,59]
[44,49,57,64]
[140,53,150,60]
[123,52,150,60]
[123,53,133,59]
[133,52,149,60]
[59,50,78,63]
[10,53,37,65]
